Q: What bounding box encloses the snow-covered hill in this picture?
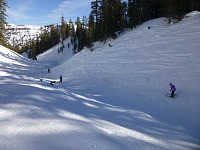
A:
[0,11,200,150]
[5,24,45,47]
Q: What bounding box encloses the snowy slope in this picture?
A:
[5,24,45,47]
[1,11,200,150]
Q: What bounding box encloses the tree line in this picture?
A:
[88,0,192,43]
[0,0,8,46]
[21,14,89,58]
[64,0,198,53]
[1,0,200,57]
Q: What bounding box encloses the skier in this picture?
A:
[169,83,176,97]
[60,75,62,83]
[48,68,50,73]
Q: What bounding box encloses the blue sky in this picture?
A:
[6,0,93,26]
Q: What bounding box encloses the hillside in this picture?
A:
[5,24,45,47]
[0,11,200,150]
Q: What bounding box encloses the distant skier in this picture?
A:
[60,75,62,83]
[48,68,50,73]
[169,83,176,97]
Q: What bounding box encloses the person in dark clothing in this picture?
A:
[169,83,176,97]
[48,68,50,73]
[60,75,62,83]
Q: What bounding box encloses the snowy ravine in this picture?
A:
[0,11,200,150]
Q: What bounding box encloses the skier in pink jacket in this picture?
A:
[169,83,176,97]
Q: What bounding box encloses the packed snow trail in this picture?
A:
[1,12,200,150]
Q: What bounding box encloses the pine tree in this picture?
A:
[190,0,200,11]
[50,26,60,47]
[135,0,162,24]
[91,0,102,41]
[61,14,67,41]
[65,23,70,38]
[177,0,190,20]
[68,19,76,38]
[39,29,50,53]
[163,0,190,23]
[35,35,40,55]
[150,0,164,19]
[115,0,126,32]
[87,14,95,48]
[98,0,120,39]
[81,16,87,49]
[127,0,138,29]
[121,1,128,30]
[0,0,8,45]
[74,16,88,52]
[76,17,82,51]
[98,0,105,40]
[134,0,152,25]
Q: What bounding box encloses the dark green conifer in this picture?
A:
[0,0,8,45]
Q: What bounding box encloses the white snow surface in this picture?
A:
[1,11,200,150]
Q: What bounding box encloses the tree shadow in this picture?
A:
[0,56,199,149]
[1,77,199,150]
